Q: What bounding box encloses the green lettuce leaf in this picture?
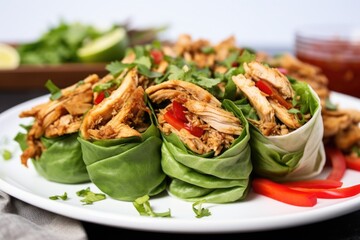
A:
[159,99,252,203]
[78,122,167,202]
[236,81,326,181]
[14,131,89,184]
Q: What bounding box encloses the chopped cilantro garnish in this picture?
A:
[168,64,220,89]
[45,79,62,100]
[192,200,211,218]
[133,195,171,217]
[93,80,119,93]
[201,46,215,54]
[2,149,12,160]
[76,187,106,205]
[49,192,68,201]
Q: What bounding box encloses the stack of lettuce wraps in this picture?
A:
[145,79,252,203]
[15,74,101,183]
[231,61,325,181]
[78,51,167,201]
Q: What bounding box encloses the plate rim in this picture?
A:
[0,91,360,233]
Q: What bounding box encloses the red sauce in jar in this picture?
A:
[295,26,360,98]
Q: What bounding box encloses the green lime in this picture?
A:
[77,27,128,63]
[0,43,20,69]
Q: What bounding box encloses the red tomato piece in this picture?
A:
[150,49,163,65]
[292,184,360,199]
[172,101,188,122]
[281,179,343,189]
[345,156,360,171]
[252,178,317,207]
[326,147,347,181]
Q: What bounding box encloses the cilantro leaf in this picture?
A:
[2,149,12,160]
[192,200,211,218]
[133,195,171,217]
[76,187,106,205]
[49,192,68,201]
[45,79,62,100]
[106,61,133,77]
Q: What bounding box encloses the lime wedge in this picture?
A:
[77,27,128,63]
[0,43,20,70]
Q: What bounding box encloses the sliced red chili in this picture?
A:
[292,184,360,199]
[252,178,317,207]
[281,179,343,189]
[326,147,347,181]
[150,49,163,65]
[94,91,105,105]
[345,156,360,171]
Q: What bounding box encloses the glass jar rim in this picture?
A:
[295,24,360,43]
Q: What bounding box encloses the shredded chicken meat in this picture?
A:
[146,79,242,156]
[267,53,360,153]
[18,74,100,166]
[232,61,301,136]
[80,68,151,140]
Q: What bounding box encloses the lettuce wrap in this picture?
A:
[231,61,325,181]
[78,68,166,201]
[15,131,89,183]
[146,80,252,203]
[14,74,101,183]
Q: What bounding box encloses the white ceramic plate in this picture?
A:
[0,92,360,233]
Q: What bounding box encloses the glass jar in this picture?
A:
[295,25,360,98]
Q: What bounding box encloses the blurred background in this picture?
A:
[1,0,360,100]
[1,0,360,53]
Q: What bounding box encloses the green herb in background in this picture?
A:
[76,187,106,205]
[49,192,68,201]
[16,21,166,65]
[133,195,171,217]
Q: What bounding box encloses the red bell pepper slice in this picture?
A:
[292,184,360,199]
[281,179,343,189]
[326,147,347,181]
[164,111,204,137]
[345,156,360,171]
[94,91,105,105]
[150,49,163,65]
[252,178,317,207]
[164,111,184,131]
[172,101,188,122]
[255,80,293,109]
[255,80,273,95]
